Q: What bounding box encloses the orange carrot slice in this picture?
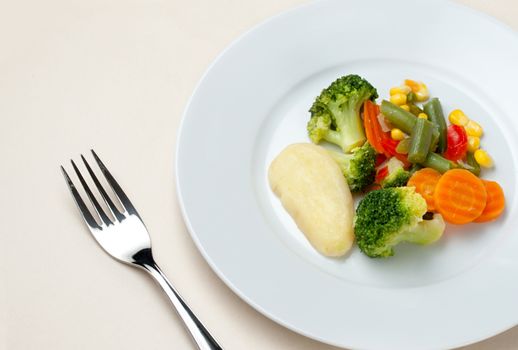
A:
[363,101,382,153]
[433,169,487,225]
[364,100,386,154]
[407,168,442,211]
[474,180,505,223]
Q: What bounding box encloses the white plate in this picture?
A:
[176,1,518,349]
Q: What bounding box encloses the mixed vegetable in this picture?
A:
[307,75,505,258]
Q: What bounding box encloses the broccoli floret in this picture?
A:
[328,143,376,192]
[354,187,445,258]
[381,157,411,188]
[307,74,378,153]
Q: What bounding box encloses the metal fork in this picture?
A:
[61,150,222,350]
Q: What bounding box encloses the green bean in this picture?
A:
[423,98,448,153]
[420,153,454,173]
[408,118,433,163]
[430,128,439,153]
[380,100,416,134]
[407,92,417,103]
[395,137,411,154]
[408,103,423,117]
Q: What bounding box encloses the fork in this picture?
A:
[61,150,222,350]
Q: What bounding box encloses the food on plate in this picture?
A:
[268,143,355,257]
[473,149,493,168]
[465,151,481,176]
[307,74,378,153]
[407,117,434,163]
[474,180,506,223]
[433,169,487,224]
[327,143,376,192]
[407,168,442,211]
[377,157,411,189]
[423,98,448,153]
[443,124,468,161]
[269,75,506,258]
[354,187,445,258]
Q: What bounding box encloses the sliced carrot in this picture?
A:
[433,169,487,225]
[474,180,505,223]
[364,101,386,154]
[364,100,394,157]
[407,168,442,211]
[363,101,382,153]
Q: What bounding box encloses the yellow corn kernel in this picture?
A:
[418,113,428,120]
[467,136,480,152]
[390,93,407,106]
[400,104,410,112]
[415,87,429,102]
[465,120,483,137]
[448,109,469,126]
[405,79,429,102]
[474,149,493,168]
[390,85,411,96]
[391,128,405,141]
[404,79,420,92]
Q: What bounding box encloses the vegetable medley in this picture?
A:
[307,74,505,258]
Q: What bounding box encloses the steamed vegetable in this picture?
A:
[465,119,483,137]
[474,180,505,222]
[404,79,429,102]
[408,118,433,163]
[424,98,448,153]
[268,143,355,256]
[381,138,411,166]
[390,128,406,141]
[381,100,439,153]
[283,75,507,259]
[448,109,469,126]
[407,168,442,211]
[467,136,480,152]
[466,151,481,176]
[381,100,417,134]
[328,143,376,192]
[307,75,378,153]
[363,100,388,154]
[433,169,487,224]
[354,187,445,258]
[379,157,411,188]
[474,149,493,168]
[444,125,468,161]
[408,103,424,117]
[420,152,455,173]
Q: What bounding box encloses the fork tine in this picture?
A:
[71,160,113,226]
[61,166,102,230]
[81,155,125,222]
[91,150,139,216]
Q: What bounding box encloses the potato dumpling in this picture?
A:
[268,143,354,257]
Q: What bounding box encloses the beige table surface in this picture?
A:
[2,0,518,349]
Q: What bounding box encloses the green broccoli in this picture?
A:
[354,187,445,258]
[380,157,411,188]
[328,143,376,192]
[307,74,378,153]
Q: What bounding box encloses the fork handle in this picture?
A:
[139,261,223,350]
